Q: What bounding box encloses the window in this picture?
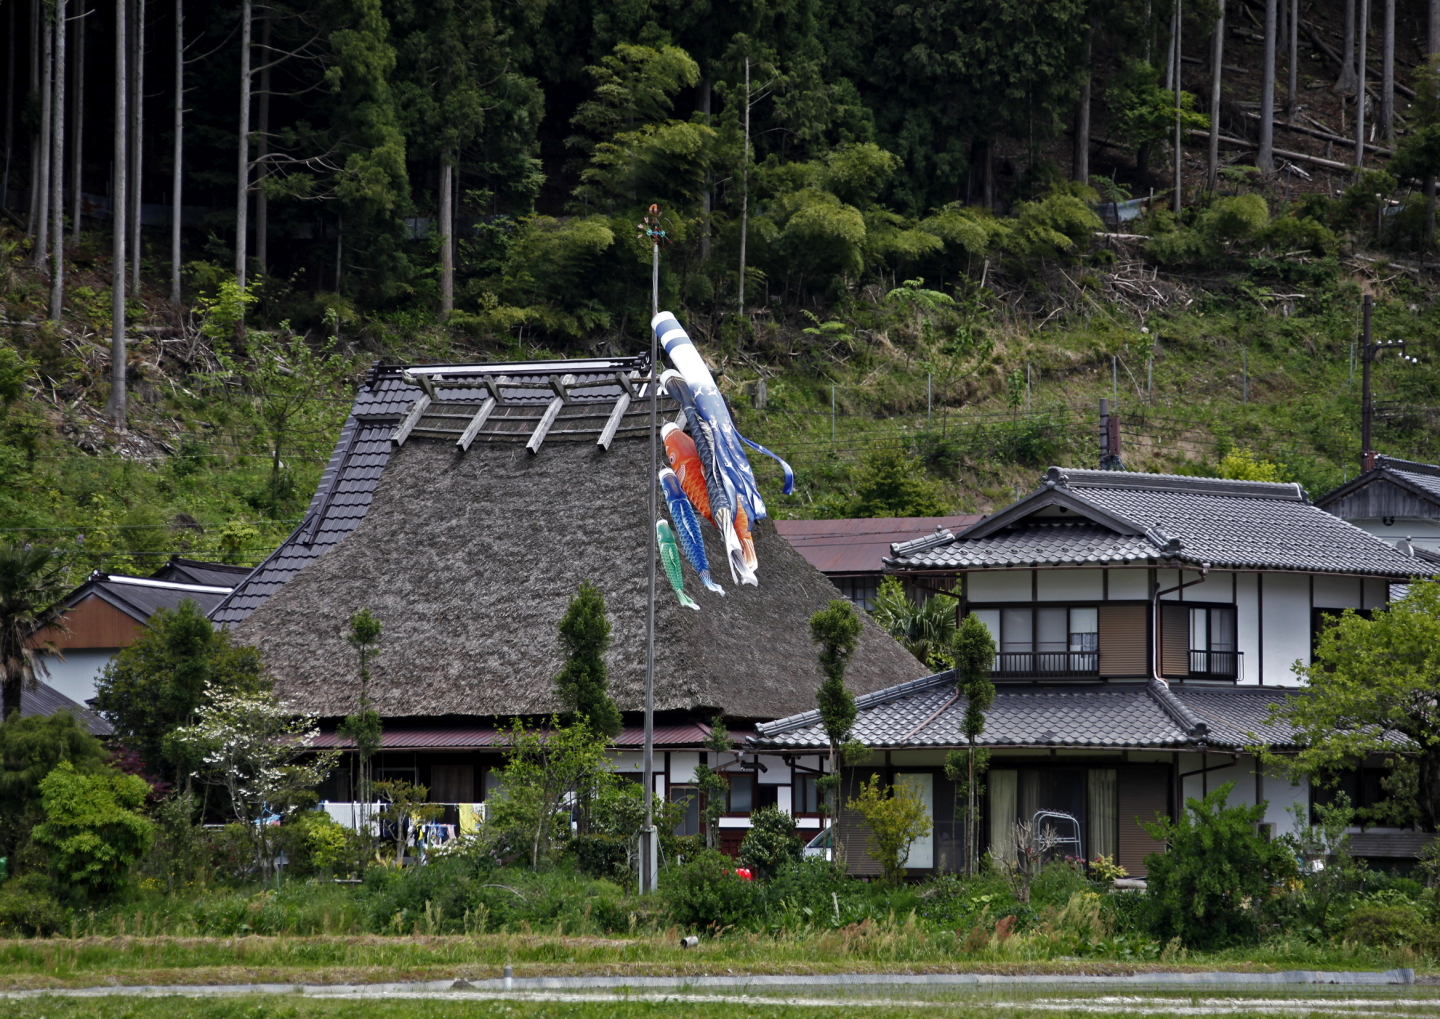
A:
[728,773,754,813]
[832,576,879,610]
[670,787,699,836]
[970,607,1100,676]
[794,774,822,814]
[1188,605,1238,677]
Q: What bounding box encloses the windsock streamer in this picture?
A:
[660,468,724,596]
[653,312,768,523]
[737,432,795,496]
[656,519,700,611]
[733,502,758,585]
[695,417,748,584]
[661,422,712,523]
[662,372,734,523]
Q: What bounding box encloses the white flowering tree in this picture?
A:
[168,683,339,878]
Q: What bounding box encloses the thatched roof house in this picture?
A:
[217,356,925,726]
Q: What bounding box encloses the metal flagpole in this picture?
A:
[641,204,662,894]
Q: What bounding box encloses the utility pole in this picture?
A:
[640,203,664,895]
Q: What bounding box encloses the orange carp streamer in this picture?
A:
[662,423,713,523]
[734,502,758,574]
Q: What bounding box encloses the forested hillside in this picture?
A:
[2,0,1440,583]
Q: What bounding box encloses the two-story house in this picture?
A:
[752,467,1427,877]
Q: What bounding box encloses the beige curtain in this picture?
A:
[989,770,1018,864]
[1088,768,1118,861]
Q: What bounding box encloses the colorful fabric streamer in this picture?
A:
[737,432,795,496]
[653,313,768,523]
[660,468,724,596]
[662,423,712,523]
[656,519,700,611]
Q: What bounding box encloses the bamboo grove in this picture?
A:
[3,0,1440,424]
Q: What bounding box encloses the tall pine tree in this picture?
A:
[554,582,622,738]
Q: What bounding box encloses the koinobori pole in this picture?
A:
[640,204,663,894]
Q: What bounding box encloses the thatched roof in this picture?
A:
[232,407,926,722]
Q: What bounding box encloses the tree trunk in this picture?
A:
[1356,0,1369,171]
[107,0,128,428]
[49,0,66,319]
[980,138,993,210]
[1163,4,1177,91]
[1428,0,1438,244]
[70,1,84,241]
[1258,0,1277,172]
[1172,0,1182,214]
[34,10,52,268]
[1208,0,1226,190]
[3,0,14,215]
[129,0,143,291]
[1380,0,1394,143]
[27,0,39,237]
[170,0,182,304]
[254,12,269,273]
[699,80,711,262]
[333,211,341,288]
[737,57,749,317]
[235,0,251,292]
[1287,0,1298,120]
[439,155,453,317]
[1337,0,1357,94]
[1073,25,1092,183]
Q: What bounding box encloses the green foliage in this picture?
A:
[851,773,931,886]
[954,611,996,873]
[1142,783,1296,949]
[738,804,803,878]
[491,716,612,869]
[0,542,70,722]
[660,849,763,931]
[999,193,1104,272]
[553,582,622,738]
[0,711,110,863]
[193,276,259,341]
[847,446,949,517]
[0,872,67,936]
[692,717,731,850]
[374,780,443,865]
[0,347,34,408]
[810,598,862,753]
[870,577,956,669]
[1105,59,1208,167]
[1216,447,1285,482]
[1343,904,1430,947]
[94,599,267,783]
[32,761,155,899]
[1267,579,1440,830]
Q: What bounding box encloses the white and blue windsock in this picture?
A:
[652,311,779,521]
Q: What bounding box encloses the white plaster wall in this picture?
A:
[670,752,699,784]
[891,749,951,766]
[1262,572,1311,686]
[1185,571,1237,604]
[1107,570,1149,600]
[609,752,644,773]
[1313,574,1363,609]
[757,756,791,784]
[1209,761,1257,808]
[966,570,1033,602]
[1037,570,1104,601]
[1363,578,1389,609]
[37,649,116,706]
[1349,518,1440,554]
[1261,767,1309,839]
[1179,752,1205,804]
[1156,569,1182,601]
[1235,572,1261,685]
[777,786,793,815]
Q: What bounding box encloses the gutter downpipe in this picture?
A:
[1153,563,1210,679]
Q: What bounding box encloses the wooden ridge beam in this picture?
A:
[391,395,432,448]
[597,394,632,451]
[526,396,566,455]
[456,397,498,452]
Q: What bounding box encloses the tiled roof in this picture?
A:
[75,573,235,623]
[752,671,1306,752]
[210,357,652,626]
[886,467,1424,578]
[151,558,254,587]
[1314,455,1440,513]
[774,516,982,575]
[310,721,717,750]
[21,680,113,736]
[1375,457,1440,502]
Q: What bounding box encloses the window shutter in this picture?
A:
[1116,765,1170,877]
[836,801,882,876]
[1159,602,1189,677]
[1098,604,1149,676]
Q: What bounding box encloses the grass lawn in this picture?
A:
[0,933,1427,991]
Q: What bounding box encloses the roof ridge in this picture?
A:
[1147,677,1208,738]
[1376,455,1440,477]
[1046,466,1308,502]
[754,670,954,737]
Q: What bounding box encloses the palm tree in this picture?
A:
[0,545,71,721]
[869,576,957,670]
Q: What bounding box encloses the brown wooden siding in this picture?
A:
[1322,478,1440,519]
[837,800,883,876]
[34,595,142,650]
[1098,604,1149,676]
[1158,603,1189,678]
[1117,766,1169,877]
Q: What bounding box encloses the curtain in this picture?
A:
[1088,768,1118,861]
[989,770,1018,864]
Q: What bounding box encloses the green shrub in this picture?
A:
[739,805,803,879]
[0,873,66,936]
[1257,214,1337,255]
[1198,194,1269,245]
[566,833,631,882]
[1142,783,1296,949]
[31,761,154,900]
[660,850,763,932]
[1343,904,1428,946]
